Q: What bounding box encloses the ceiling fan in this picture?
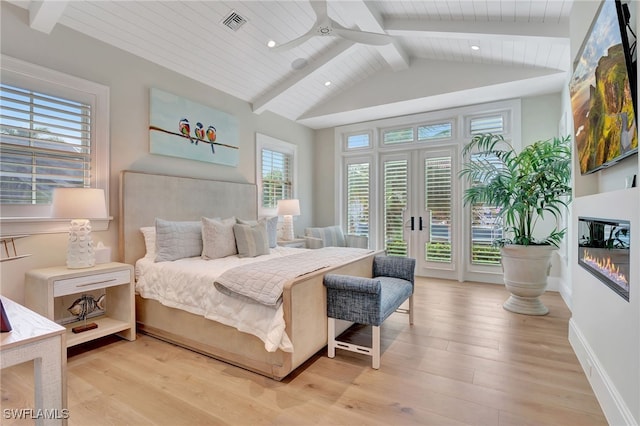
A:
[272,0,393,51]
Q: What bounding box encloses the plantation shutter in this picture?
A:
[0,83,91,205]
[469,152,503,265]
[346,162,369,237]
[261,148,292,208]
[424,156,452,263]
[383,159,408,256]
[470,115,504,135]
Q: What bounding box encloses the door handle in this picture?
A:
[410,216,415,231]
[419,216,423,231]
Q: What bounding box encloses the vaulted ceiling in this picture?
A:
[9,0,573,129]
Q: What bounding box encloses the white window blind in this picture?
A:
[470,115,504,135]
[261,148,292,209]
[346,162,369,237]
[424,156,452,263]
[383,159,408,256]
[0,83,91,205]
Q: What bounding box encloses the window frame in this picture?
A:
[0,55,110,235]
[256,133,297,217]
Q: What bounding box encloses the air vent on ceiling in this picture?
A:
[222,10,247,31]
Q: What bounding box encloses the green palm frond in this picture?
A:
[459,133,572,247]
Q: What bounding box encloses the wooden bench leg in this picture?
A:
[409,294,414,325]
[372,325,380,369]
[328,317,336,359]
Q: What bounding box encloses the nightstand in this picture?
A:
[277,238,306,248]
[25,262,135,348]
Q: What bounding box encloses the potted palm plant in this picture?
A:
[459,133,572,315]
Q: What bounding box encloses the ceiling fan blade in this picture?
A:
[333,27,393,46]
[271,30,316,52]
[309,0,328,22]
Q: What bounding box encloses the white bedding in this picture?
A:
[135,246,306,353]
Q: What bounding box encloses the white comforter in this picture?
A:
[135,247,305,353]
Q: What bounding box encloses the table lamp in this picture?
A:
[52,188,107,269]
[277,199,300,241]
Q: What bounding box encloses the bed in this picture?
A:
[119,170,378,380]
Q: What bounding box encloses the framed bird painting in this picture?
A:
[149,88,239,166]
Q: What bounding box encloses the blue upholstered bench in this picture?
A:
[323,255,416,369]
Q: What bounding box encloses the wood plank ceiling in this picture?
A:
[12,0,573,129]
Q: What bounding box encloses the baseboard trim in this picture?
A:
[568,318,637,426]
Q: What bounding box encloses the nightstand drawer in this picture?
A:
[53,269,131,297]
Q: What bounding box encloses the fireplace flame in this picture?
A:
[582,249,629,287]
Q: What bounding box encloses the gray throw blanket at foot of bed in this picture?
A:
[214,247,372,307]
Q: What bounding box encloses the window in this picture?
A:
[345,132,371,150]
[467,113,507,136]
[0,56,109,233]
[256,133,296,216]
[382,127,414,145]
[345,161,370,237]
[418,122,453,141]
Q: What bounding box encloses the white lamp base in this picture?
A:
[67,219,96,269]
[282,215,294,241]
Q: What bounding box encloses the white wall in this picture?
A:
[566,1,640,424]
[0,3,315,303]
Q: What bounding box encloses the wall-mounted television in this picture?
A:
[570,0,638,175]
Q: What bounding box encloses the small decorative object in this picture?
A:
[277,199,301,241]
[52,188,108,269]
[0,299,12,332]
[68,294,105,333]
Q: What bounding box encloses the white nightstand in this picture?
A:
[25,262,135,348]
[277,238,306,248]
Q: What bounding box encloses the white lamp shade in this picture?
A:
[52,188,107,219]
[276,199,300,216]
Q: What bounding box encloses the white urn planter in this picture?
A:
[500,245,556,315]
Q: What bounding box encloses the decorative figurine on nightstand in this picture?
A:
[68,294,105,334]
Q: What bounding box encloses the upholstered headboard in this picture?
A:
[119,170,257,265]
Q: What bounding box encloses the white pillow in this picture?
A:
[237,216,278,248]
[140,226,156,259]
[233,220,269,258]
[155,219,203,262]
[201,216,237,259]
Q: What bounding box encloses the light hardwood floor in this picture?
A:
[1,278,607,425]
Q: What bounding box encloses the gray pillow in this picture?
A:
[155,219,202,262]
[201,216,237,259]
[237,216,278,248]
[233,220,269,258]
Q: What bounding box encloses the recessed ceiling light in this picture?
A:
[324,81,332,87]
[471,45,480,51]
[267,40,276,48]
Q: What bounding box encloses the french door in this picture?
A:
[381,146,459,280]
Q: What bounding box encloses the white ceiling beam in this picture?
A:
[384,18,570,44]
[252,40,355,115]
[334,1,410,71]
[28,0,68,34]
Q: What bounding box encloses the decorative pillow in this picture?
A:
[233,220,269,258]
[237,216,278,248]
[304,225,346,247]
[201,216,237,259]
[140,226,156,259]
[155,219,202,262]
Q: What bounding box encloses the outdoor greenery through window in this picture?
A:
[0,83,91,205]
[261,148,292,208]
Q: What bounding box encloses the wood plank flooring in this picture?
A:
[1,278,607,425]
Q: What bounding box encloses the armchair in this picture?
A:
[304,226,368,249]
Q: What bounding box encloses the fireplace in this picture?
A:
[578,217,631,301]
